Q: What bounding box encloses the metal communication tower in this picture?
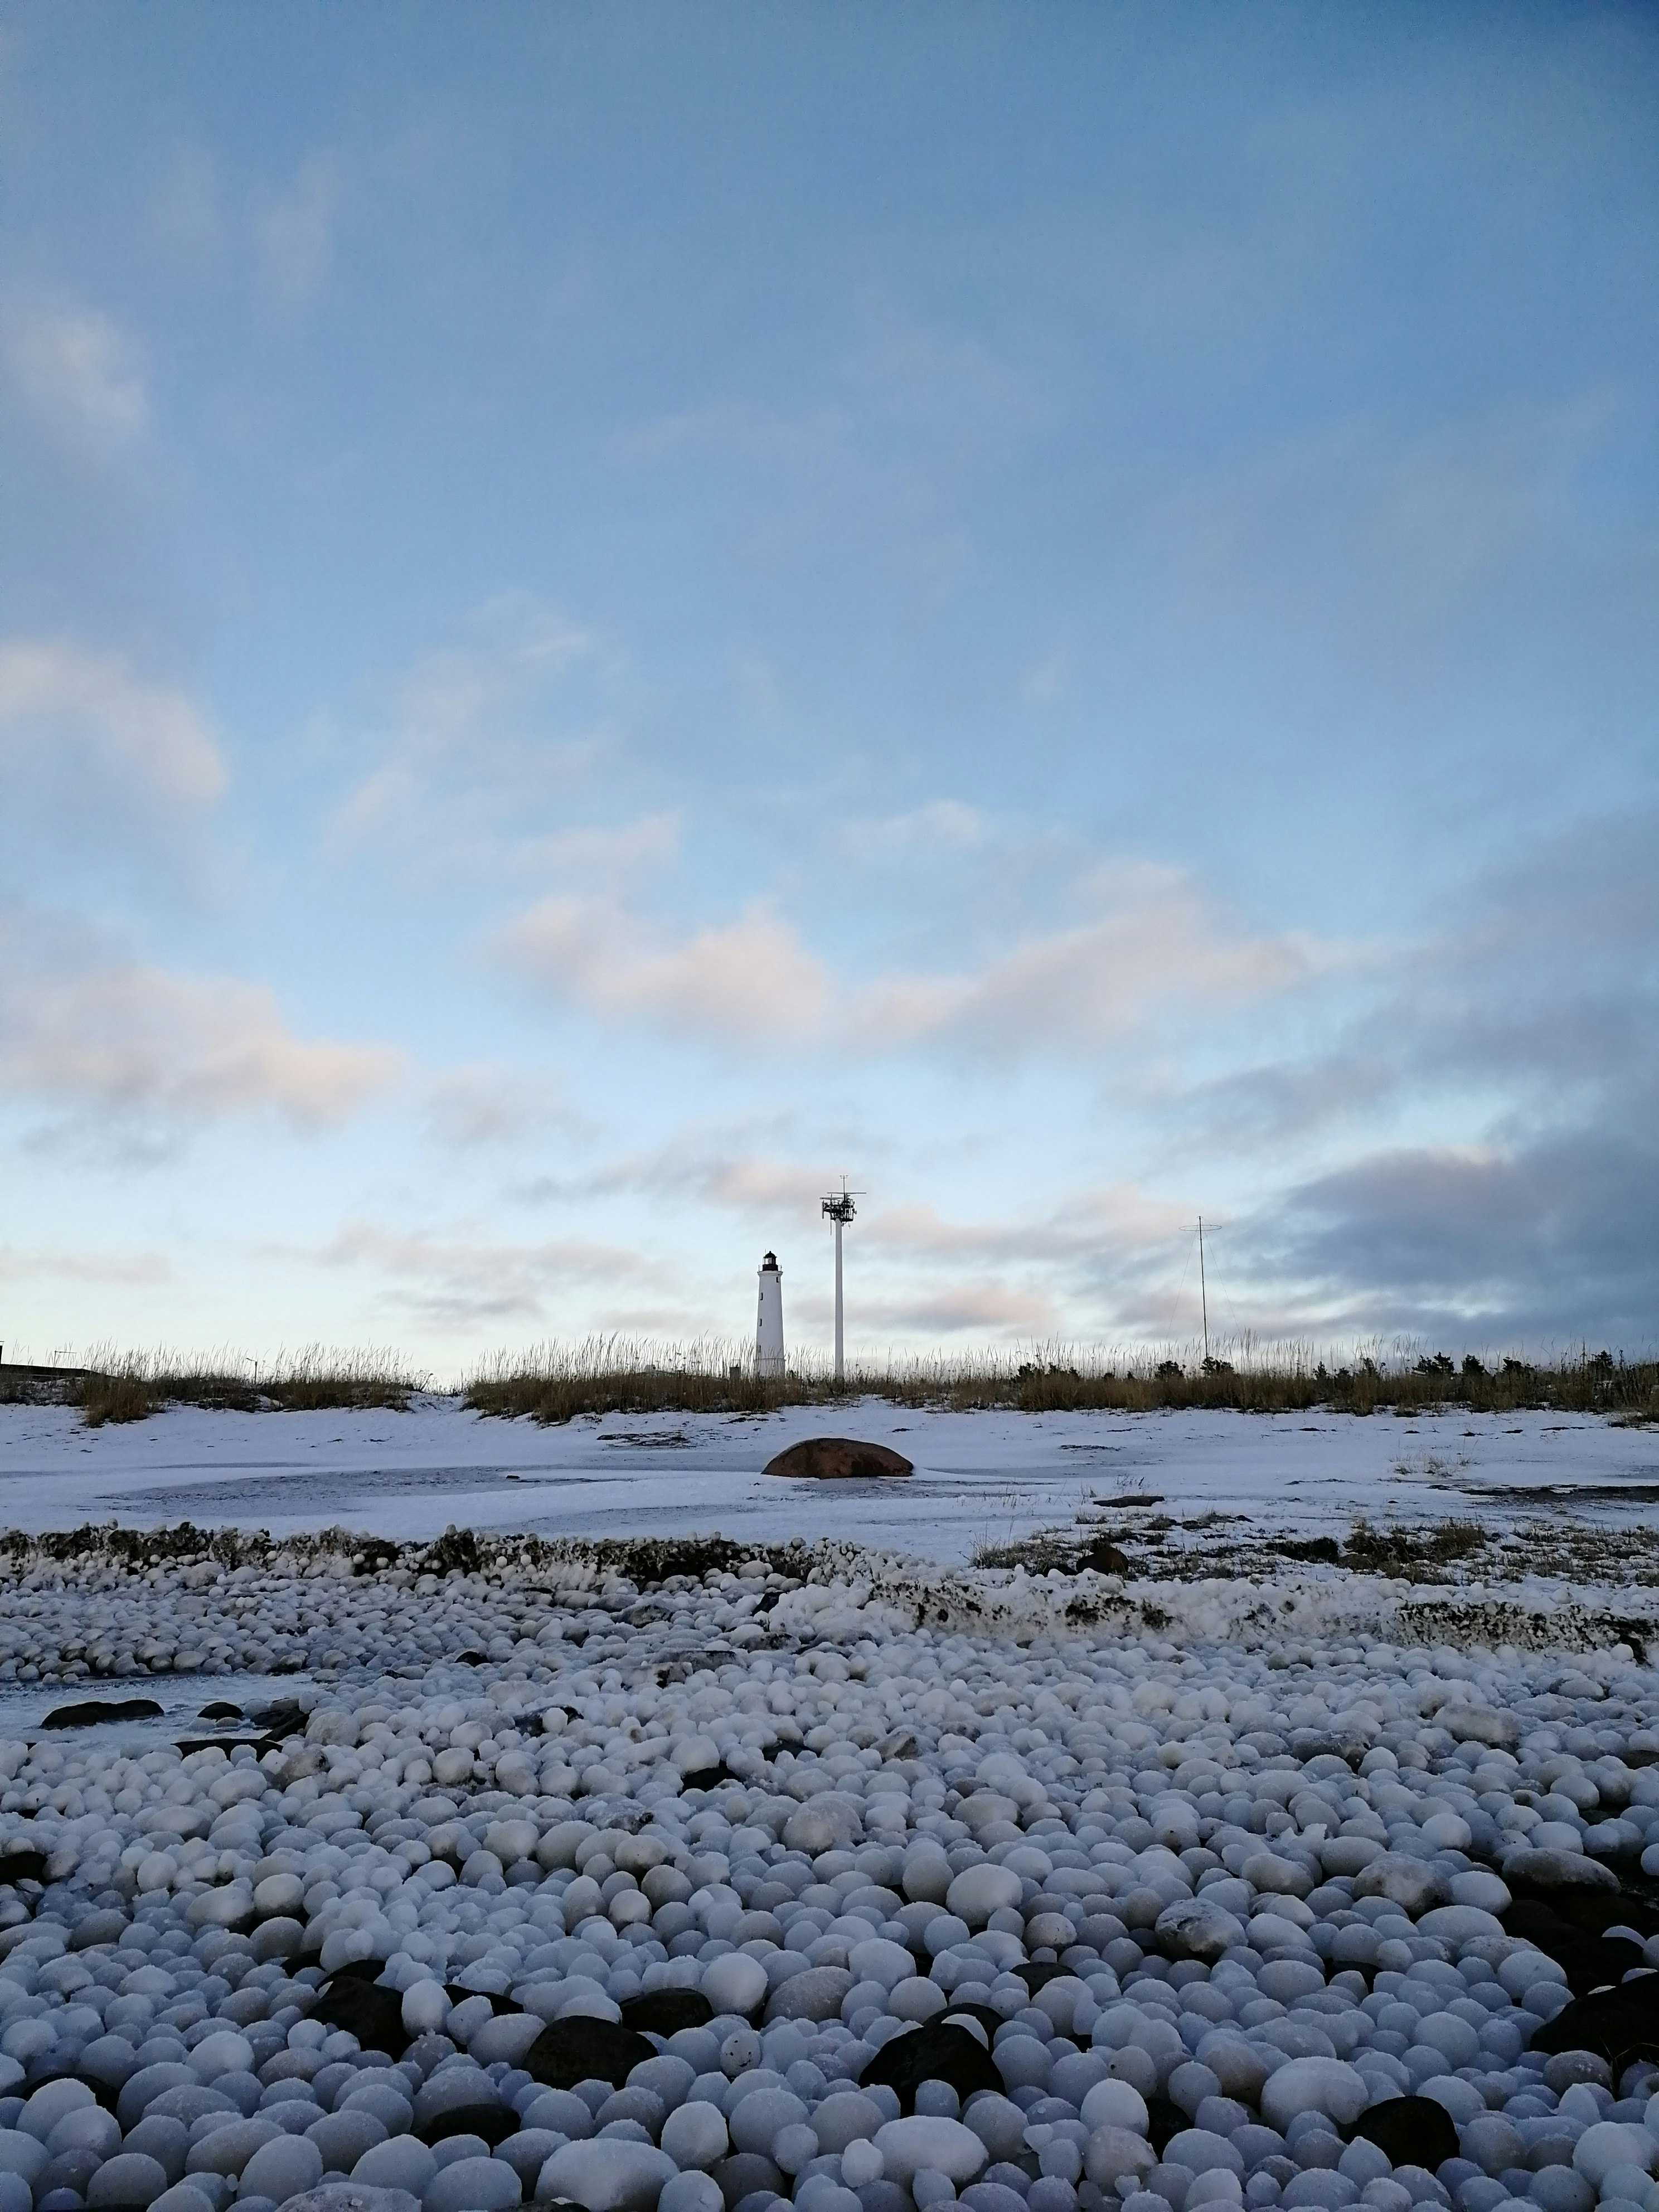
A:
[821,1178,860,1383]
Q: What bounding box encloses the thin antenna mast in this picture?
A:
[821,1177,860,1384]
[1198,1216,1209,1367]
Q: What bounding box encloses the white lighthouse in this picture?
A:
[756,1251,785,1377]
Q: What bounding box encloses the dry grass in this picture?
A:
[465,1337,1659,1424]
[19,1334,1653,1429]
[76,1346,427,1429]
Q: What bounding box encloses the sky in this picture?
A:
[1,3,1656,1376]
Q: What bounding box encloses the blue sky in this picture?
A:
[2,3,1655,1372]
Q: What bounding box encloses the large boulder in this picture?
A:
[763,1437,913,1479]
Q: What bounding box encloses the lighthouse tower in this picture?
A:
[756,1251,785,1377]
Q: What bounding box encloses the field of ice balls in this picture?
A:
[2,1531,1659,2212]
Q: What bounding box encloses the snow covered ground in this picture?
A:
[2,1400,1655,1561]
[0,1406,1657,2212]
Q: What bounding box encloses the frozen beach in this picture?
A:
[0,1403,1655,2212]
[2,1401,1655,1563]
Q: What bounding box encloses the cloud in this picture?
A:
[854,1284,1061,1337]
[1147,811,1659,1341]
[501,856,1337,1058]
[321,1222,653,1325]
[326,597,613,882]
[1259,1129,1659,1349]
[501,896,831,1042]
[858,862,1336,1055]
[0,1245,171,1287]
[257,154,341,309]
[424,1065,589,1149]
[866,1185,1191,1267]
[0,302,147,451]
[1163,808,1659,1160]
[516,813,680,887]
[0,908,400,1136]
[0,638,225,809]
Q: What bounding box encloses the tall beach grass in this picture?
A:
[72,1345,429,1428]
[464,1335,1658,1424]
[7,1334,1651,1428]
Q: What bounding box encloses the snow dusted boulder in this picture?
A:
[873,2117,987,2185]
[1352,1854,1448,1917]
[1444,1705,1521,1750]
[1504,1846,1618,1894]
[1417,1904,1506,1949]
[1261,2058,1371,2132]
[1079,2083,1149,2136]
[1156,1898,1245,1963]
[539,2140,676,2212]
[946,1864,1022,1927]
[1083,2127,1158,2191]
[700,1952,768,2015]
[767,1967,854,2022]
[1573,2123,1656,2189]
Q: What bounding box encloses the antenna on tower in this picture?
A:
[821,1176,861,1384]
[1197,1216,1208,1369]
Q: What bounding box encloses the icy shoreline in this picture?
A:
[2,1401,1656,1565]
[0,1517,1656,2212]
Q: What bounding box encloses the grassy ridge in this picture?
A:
[7,1335,1652,1428]
[464,1336,1658,1424]
[72,1346,427,1428]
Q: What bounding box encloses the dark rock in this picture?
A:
[619,1987,714,2034]
[1144,2097,1184,2156]
[524,2017,656,2091]
[763,1438,913,1481]
[42,1697,162,1729]
[1532,1978,1659,2074]
[858,2021,1001,2114]
[1349,2096,1461,2172]
[418,2103,515,2147]
[712,2152,783,2207]
[1014,1962,1069,1995]
[1502,1898,1654,1992]
[250,1700,309,1741]
[312,1977,409,2056]
[1079,1537,1130,1574]
[198,1702,243,1721]
[0,1847,47,1885]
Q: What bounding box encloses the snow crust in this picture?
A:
[1,1401,1653,1559]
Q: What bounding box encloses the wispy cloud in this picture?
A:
[256,154,341,309]
[500,896,831,1043]
[497,855,1342,1059]
[0,908,400,1137]
[321,1221,654,1325]
[326,596,616,884]
[866,1185,1191,1266]
[423,1064,589,1150]
[0,301,147,452]
[0,1244,172,1288]
[0,638,225,809]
